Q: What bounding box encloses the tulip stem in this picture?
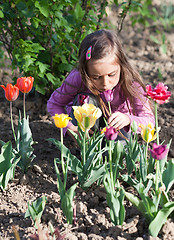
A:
[155,102,159,145]
[108,102,112,116]
[10,101,16,142]
[155,159,159,191]
[23,93,26,119]
[145,142,148,164]
[60,128,65,187]
[109,141,114,191]
[82,130,86,165]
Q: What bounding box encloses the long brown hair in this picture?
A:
[78,29,152,117]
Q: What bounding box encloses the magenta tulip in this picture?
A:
[146,83,171,104]
[104,126,118,141]
[100,89,114,103]
[150,143,168,160]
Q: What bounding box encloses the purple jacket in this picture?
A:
[47,69,155,134]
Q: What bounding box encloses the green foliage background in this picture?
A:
[0,0,173,95]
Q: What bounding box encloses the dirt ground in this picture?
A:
[0,4,174,240]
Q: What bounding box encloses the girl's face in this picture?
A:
[87,55,120,92]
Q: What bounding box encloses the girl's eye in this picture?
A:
[92,76,100,80]
[108,73,116,77]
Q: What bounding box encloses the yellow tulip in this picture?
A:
[53,113,72,128]
[139,123,157,143]
[72,103,102,132]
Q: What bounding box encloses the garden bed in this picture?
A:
[0,8,174,240]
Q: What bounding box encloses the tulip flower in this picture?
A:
[53,113,72,129]
[146,82,171,145]
[15,76,34,119]
[103,126,118,141]
[146,83,171,104]
[53,113,72,186]
[0,84,19,101]
[150,143,168,160]
[100,89,114,116]
[139,123,156,143]
[72,103,102,132]
[1,84,20,142]
[16,76,34,93]
[100,89,114,103]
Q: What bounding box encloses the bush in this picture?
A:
[0,0,108,95]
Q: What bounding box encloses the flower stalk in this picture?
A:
[155,102,159,145]
[10,101,16,142]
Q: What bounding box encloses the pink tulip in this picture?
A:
[100,89,114,103]
[104,126,118,141]
[146,83,171,104]
[150,143,168,160]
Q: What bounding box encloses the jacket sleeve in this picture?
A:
[47,69,82,131]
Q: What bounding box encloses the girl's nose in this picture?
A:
[102,76,109,85]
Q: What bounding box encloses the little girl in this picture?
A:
[47,29,154,139]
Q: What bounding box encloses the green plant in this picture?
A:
[0,0,109,95]
[0,141,20,190]
[0,79,36,174]
[25,196,47,228]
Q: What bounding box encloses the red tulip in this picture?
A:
[16,76,34,93]
[103,126,118,141]
[100,89,114,103]
[150,143,168,160]
[0,84,19,101]
[146,83,171,104]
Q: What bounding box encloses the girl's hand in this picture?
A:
[108,111,130,130]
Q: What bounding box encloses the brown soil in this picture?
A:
[0,6,174,240]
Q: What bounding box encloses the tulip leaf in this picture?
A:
[54,158,65,198]
[148,202,174,237]
[25,196,47,228]
[139,145,147,183]
[162,159,174,193]
[85,133,104,160]
[61,182,78,224]
[47,138,83,182]
[0,141,20,190]
[159,139,172,173]
[83,148,106,176]
[82,165,106,189]
[104,173,125,225]
[16,115,36,173]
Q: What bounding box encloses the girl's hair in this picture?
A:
[78,29,152,117]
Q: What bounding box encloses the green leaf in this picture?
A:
[46,73,57,84]
[74,3,85,20]
[35,1,49,17]
[36,62,49,73]
[82,165,106,189]
[149,202,174,237]
[25,196,47,228]
[150,35,159,44]
[47,138,83,176]
[162,159,174,193]
[54,158,65,199]
[139,146,147,182]
[159,139,172,173]
[0,10,4,18]
[16,116,36,173]
[61,183,78,224]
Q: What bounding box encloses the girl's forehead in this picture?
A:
[88,54,119,65]
[87,55,120,76]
